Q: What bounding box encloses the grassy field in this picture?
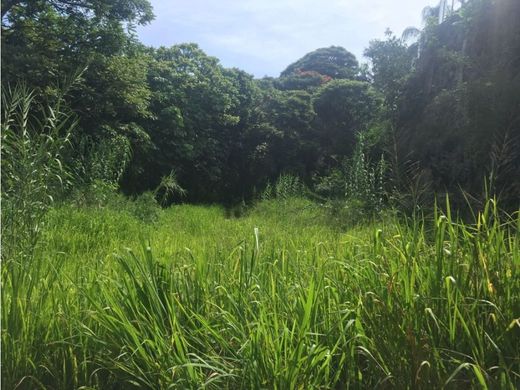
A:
[2,197,519,389]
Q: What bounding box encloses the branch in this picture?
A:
[1,0,21,18]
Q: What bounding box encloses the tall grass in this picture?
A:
[1,83,76,259]
[1,82,78,389]
[262,174,305,200]
[2,195,518,389]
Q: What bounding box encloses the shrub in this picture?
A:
[73,126,132,188]
[313,133,387,224]
[70,179,128,209]
[154,169,187,206]
[131,191,161,223]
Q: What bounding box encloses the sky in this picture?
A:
[137,0,436,78]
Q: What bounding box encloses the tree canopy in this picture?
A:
[1,0,154,23]
[281,46,359,80]
[2,0,518,208]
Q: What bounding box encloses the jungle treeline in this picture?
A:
[2,0,519,210]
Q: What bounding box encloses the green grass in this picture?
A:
[2,197,519,389]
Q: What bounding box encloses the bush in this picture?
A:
[70,180,127,209]
[313,167,346,199]
[313,133,387,224]
[72,125,133,188]
[154,169,186,206]
[131,191,161,223]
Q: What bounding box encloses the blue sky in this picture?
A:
[137,0,435,78]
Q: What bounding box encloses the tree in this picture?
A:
[275,69,332,91]
[1,1,153,109]
[364,31,415,115]
[280,46,359,80]
[402,1,467,47]
[126,44,242,201]
[2,0,154,190]
[261,88,317,176]
[313,79,382,167]
[217,68,265,201]
[1,0,153,23]
[395,0,520,209]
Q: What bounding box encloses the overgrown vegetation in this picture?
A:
[1,0,519,388]
[1,195,519,389]
[3,0,517,206]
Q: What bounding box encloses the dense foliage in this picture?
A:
[391,0,520,210]
[3,0,519,207]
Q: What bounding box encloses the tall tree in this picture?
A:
[281,46,359,80]
[396,0,520,208]
[1,0,153,22]
[125,44,242,201]
[313,79,382,168]
[2,0,154,188]
[364,31,415,116]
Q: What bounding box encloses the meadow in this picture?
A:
[2,196,519,389]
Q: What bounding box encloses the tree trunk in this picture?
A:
[456,37,467,85]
